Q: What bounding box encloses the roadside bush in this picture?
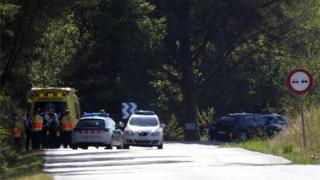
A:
[197,107,215,140]
[0,95,24,177]
[282,143,294,154]
[0,126,9,175]
[164,114,184,141]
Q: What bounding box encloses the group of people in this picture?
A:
[12,109,74,151]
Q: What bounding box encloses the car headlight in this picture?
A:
[124,129,134,136]
[151,131,161,136]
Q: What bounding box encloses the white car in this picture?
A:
[123,110,164,149]
[71,113,123,149]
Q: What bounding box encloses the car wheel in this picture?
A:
[157,143,163,149]
[123,144,129,149]
[116,138,124,149]
[239,132,248,142]
[80,146,88,150]
[105,144,112,149]
[70,144,78,150]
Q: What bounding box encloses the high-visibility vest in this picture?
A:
[32,115,43,131]
[12,128,22,137]
[61,115,74,131]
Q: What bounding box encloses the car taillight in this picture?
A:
[79,129,88,134]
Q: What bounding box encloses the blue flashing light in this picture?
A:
[134,110,155,115]
[83,112,110,117]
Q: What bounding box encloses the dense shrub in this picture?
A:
[0,95,25,176]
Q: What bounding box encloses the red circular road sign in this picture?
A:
[287,68,313,95]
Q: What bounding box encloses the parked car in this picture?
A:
[209,113,268,141]
[123,110,164,149]
[263,113,288,136]
[71,112,123,150]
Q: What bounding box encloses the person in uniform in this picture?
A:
[12,121,23,146]
[23,113,32,151]
[47,111,59,148]
[60,110,74,148]
[32,109,43,149]
[40,109,49,149]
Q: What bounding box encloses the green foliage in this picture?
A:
[0,95,24,176]
[31,15,80,87]
[0,2,20,37]
[0,126,9,174]
[2,0,320,141]
[164,114,184,141]
[197,107,215,139]
[63,0,166,113]
[282,144,294,154]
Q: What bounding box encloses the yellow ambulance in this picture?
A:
[30,87,81,122]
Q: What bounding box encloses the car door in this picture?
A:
[254,115,268,136]
[242,115,257,137]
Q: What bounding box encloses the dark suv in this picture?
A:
[209,113,268,141]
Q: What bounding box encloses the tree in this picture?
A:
[63,0,165,116]
[0,0,75,94]
[31,15,80,87]
[150,0,320,140]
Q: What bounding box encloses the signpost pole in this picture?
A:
[299,96,307,148]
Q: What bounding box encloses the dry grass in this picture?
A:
[15,173,53,180]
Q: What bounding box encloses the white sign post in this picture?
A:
[287,68,313,148]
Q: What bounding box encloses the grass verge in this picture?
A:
[2,150,52,180]
[224,138,320,164]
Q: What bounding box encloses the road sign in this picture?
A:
[287,68,313,95]
[121,102,137,119]
[185,123,196,130]
[287,68,313,148]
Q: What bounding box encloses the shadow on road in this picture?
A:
[165,140,226,146]
[44,155,188,164]
[44,160,192,170]
[44,150,125,157]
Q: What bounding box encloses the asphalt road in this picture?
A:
[44,141,320,180]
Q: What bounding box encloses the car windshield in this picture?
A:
[129,117,159,127]
[76,119,106,128]
[218,116,237,123]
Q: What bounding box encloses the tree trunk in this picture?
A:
[181,61,199,140]
[178,1,199,140]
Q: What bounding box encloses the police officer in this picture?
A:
[40,109,49,149]
[60,110,74,148]
[12,121,22,146]
[47,111,59,148]
[32,109,43,149]
[23,113,32,151]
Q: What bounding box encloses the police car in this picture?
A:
[71,112,123,149]
[123,110,165,149]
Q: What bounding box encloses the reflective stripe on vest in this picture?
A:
[12,128,22,137]
[32,121,43,131]
[61,121,74,131]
